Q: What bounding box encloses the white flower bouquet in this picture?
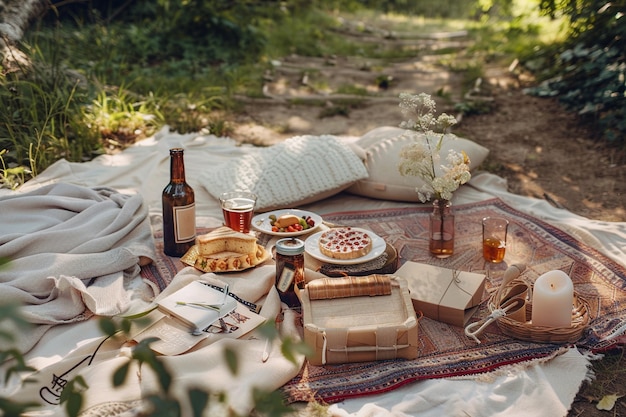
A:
[397,92,471,202]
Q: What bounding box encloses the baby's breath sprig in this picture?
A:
[397,92,471,203]
[398,92,458,136]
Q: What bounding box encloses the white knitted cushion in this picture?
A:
[346,126,489,202]
[200,135,369,211]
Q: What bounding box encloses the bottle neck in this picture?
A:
[169,148,186,182]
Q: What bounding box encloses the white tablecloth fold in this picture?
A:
[4,265,306,417]
[0,183,156,353]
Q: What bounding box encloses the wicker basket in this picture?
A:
[488,279,590,344]
[301,275,419,365]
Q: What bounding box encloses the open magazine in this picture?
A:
[134,280,266,355]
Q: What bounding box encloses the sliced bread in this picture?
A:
[196,226,258,256]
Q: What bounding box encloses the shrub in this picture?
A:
[527,0,625,147]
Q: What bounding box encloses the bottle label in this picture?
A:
[277,265,295,293]
[173,203,196,243]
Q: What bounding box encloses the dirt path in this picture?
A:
[459,67,626,223]
[228,27,625,223]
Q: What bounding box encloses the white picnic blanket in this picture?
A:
[8,265,305,417]
[0,183,156,353]
[1,126,625,417]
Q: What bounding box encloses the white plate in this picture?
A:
[304,228,386,265]
[252,209,322,237]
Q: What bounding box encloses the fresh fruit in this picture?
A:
[269,213,316,233]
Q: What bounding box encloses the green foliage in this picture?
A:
[332,0,522,19]
[188,388,210,417]
[0,308,308,417]
[223,346,240,376]
[47,0,287,68]
[84,87,164,146]
[59,376,88,417]
[0,36,101,186]
[3,0,620,190]
[527,0,625,147]
[0,149,27,190]
[1,0,330,189]
[0,302,40,415]
[281,335,315,364]
[260,7,363,58]
[252,387,296,416]
[327,0,478,18]
[0,397,40,417]
[157,88,230,134]
[0,256,10,268]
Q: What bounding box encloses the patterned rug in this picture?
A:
[140,198,626,404]
[140,213,214,291]
[280,198,626,404]
[140,229,190,292]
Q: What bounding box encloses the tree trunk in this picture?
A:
[0,0,46,70]
[0,0,47,42]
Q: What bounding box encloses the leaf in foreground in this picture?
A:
[596,393,624,411]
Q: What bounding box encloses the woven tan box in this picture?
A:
[301,275,419,365]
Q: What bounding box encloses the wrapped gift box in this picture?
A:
[301,275,419,365]
[395,261,486,327]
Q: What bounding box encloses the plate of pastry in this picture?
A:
[304,227,386,265]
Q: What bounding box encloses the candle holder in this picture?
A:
[487,278,591,344]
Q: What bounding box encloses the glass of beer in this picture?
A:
[219,191,257,233]
[482,217,509,263]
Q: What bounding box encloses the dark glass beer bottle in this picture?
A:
[162,148,196,257]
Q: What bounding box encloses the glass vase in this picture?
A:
[429,199,454,258]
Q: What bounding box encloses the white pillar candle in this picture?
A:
[531,270,574,328]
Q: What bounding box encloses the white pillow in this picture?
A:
[200,135,369,211]
[346,126,489,202]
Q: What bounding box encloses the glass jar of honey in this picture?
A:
[275,238,305,308]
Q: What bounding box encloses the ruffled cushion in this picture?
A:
[346,127,489,202]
